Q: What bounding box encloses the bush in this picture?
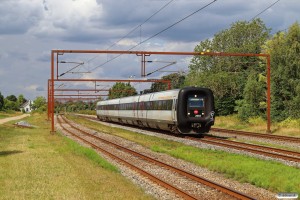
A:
[278,117,300,128]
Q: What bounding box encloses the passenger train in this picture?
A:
[96,87,215,134]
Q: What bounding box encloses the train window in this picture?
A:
[148,101,154,110]
[157,102,161,110]
[188,97,204,107]
[154,101,159,110]
[162,101,165,110]
[139,102,144,110]
[166,100,172,110]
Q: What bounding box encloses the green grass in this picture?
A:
[60,136,119,172]
[0,111,22,119]
[68,114,300,194]
[215,115,300,137]
[77,110,97,115]
[152,145,299,192]
[0,113,154,200]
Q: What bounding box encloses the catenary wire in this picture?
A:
[250,0,280,21]
[90,0,217,72]
[85,0,175,64]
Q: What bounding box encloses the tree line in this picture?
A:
[0,92,47,113]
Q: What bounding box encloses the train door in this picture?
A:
[137,95,148,126]
[133,101,136,118]
[172,97,177,122]
[137,96,142,119]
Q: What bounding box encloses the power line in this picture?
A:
[107,0,175,50]
[132,0,217,48]
[85,0,174,64]
[90,0,217,72]
[250,0,280,21]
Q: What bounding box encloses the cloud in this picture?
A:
[29,0,104,42]
[24,84,39,92]
[116,39,139,47]
[36,86,45,91]
[0,0,42,35]
[37,51,51,62]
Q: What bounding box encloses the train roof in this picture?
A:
[97,88,180,104]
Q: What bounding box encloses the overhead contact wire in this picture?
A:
[86,0,174,65]
[250,0,280,21]
[90,0,217,72]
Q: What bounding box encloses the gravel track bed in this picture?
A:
[57,116,277,199]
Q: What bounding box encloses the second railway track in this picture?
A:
[80,114,300,165]
[188,136,300,164]
[211,128,300,144]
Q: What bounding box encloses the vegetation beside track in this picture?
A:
[214,115,300,137]
[0,111,23,119]
[67,114,300,195]
[0,113,153,200]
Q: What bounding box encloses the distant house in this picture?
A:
[20,100,33,113]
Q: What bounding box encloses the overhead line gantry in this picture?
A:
[49,50,271,134]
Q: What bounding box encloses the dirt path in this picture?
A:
[0,114,30,125]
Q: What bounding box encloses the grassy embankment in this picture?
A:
[215,115,300,137]
[0,113,153,200]
[215,115,300,152]
[0,111,23,119]
[67,114,300,195]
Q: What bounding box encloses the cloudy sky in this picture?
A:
[0,0,299,100]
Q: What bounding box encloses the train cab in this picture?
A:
[177,87,215,133]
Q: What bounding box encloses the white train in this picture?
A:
[96,87,215,134]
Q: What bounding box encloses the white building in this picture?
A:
[20,100,33,113]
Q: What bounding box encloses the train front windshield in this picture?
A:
[187,96,205,117]
[188,97,204,107]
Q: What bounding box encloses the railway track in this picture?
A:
[187,136,300,163]
[57,115,255,200]
[80,115,300,144]
[211,128,300,144]
[78,114,300,164]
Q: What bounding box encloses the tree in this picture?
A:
[142,73,185,94]
[152,73,185,92]
[6,95,17,102]
[3,99,19,111]
[235,71,266,120]
[186,19,270,116]
[32,96,47,112]
[108,82,137,99]
[0,92,4,110]
[17,94,27,106]
[263,22,300,120]
[4,95,19,111]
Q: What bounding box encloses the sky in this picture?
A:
[0,0,299,100]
